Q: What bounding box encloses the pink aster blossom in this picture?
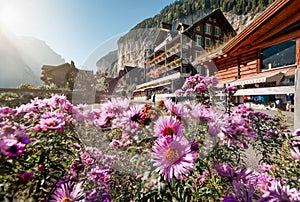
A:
[260,180,300,202]
[94,111,114,128]
[112,104,143,131]
[39,112,65,132]
[174,89,184,96]
[154,116,183,138]
[50,182,85,202]
[0,138,26,157]
[0,107,16,119]
[110,97,130,112]
[19,171,34,183]
[164,99,189,119]
[290,147,300,160]
[152,136,195,181]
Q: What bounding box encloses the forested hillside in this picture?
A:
[133,0,274,29]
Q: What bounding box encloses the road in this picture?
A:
[256,109,294,131]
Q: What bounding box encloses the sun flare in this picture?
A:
[0,2,23,31]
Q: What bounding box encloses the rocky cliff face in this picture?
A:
[224,11,262,34]
[98,11,261,77]
[96,50,118,76]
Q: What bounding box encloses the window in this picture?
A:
[261,40,296,71]
[195,51,202,59]
[205,23,211,34]
[195,35,203,46]
[196,26,201,32]
[214,26,221,36]
[205,37,211,48]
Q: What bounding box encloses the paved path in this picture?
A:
[255,109,294,131]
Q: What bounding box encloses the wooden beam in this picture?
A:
[229,30,300,57]
[222,0,290,54]
[252,12,300,46]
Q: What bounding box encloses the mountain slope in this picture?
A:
[0,29,65,88]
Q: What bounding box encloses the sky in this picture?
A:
[0,0,174,70]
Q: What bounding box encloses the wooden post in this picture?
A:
[257,49,261,73]
[294,69,300,130]
[237,57,241,79]
[294,37,300,130]
[296,37,300,69]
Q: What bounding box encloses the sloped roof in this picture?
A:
[184,9,236,35]
[222,0,300,56]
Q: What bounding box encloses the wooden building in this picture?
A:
[197,0,299,110]
[41,61,79,89]
[134,9,236,100]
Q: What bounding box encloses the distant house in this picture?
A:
[41,61,78,89]
[113,66,145,96]
[134,9,236,99]
[41,61,97,91]
[199,0,299,110]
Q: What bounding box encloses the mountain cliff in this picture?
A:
[96,0,274,76]
[0,29,65,88]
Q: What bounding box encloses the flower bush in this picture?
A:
[0,74,299,201]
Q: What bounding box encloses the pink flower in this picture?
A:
[164,99,189,119]
[0,138,26,157]
[20,171,34,183]
[84,157,95,165]
[39,112,65,132]
[50,182,85,202]
[0,107,16,119]
[152,136,195,181]
[290,147,300,160]
[154,116,183,138]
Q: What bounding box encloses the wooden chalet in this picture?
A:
[197,0,299,110]
[134,9,236,101]
[41,61,79,89]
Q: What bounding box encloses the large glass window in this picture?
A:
[261,40,296,70]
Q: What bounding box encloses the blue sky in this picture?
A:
[0,0,174,69]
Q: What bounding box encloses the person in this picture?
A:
[286,94,292,112]
[274,99,280,108]
[152,93,156,105]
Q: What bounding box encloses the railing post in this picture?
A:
[295,69,300,131]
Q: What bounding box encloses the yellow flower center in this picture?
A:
[61,197,73,202]
[164,148,180,164]
[163,126,175,137]
[47,121,57,127]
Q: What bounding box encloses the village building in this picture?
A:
[195,0,299,111]
[41,61,96,91]
[133,9,236,101]
[41,61,79,89]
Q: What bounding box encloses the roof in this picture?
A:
[184,9,236,35]
[222,0,300,57]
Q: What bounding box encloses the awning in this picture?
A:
[234,85,295,96]
[229,72,284,86]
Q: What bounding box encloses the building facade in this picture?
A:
[134,9,236,101]
[200,0,300,111]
